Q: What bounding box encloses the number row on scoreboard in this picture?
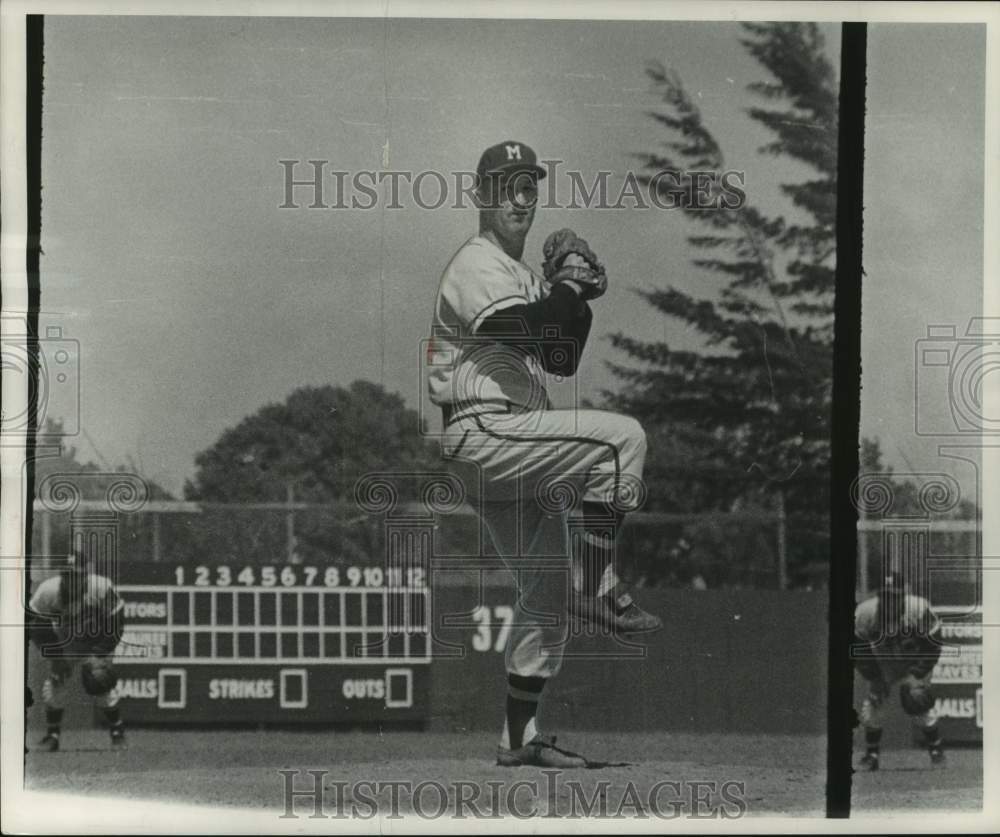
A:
[174,565,426,588]
[165,629,428,661]
[158,589,428,631]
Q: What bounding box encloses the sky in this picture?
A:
[37,17,986,501]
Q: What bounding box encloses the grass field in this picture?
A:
[22,728,982,820]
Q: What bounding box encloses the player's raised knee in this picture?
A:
[620,415,647,454]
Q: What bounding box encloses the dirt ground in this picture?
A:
[23,728,981,820]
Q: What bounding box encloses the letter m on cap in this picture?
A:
[505,144,522,161]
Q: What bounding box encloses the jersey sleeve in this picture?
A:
[442,247,528,335]
[853,599,877,643]
[916,597,941,637]
[905,597,944,678]
[477,283,593,376]
[109,585,125,616]
[28,578,62,619]
[90,576,124,616]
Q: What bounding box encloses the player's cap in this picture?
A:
[476,141,547,183]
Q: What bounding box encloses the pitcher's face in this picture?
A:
[478,173,538,242]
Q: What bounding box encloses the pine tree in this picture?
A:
[607,22,839,517]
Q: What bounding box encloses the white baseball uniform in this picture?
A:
[428,234,647,678]
[855,593,941,730]
[30,574,124,710]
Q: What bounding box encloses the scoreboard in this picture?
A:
[112,561,430,724]
[926,605,983,744]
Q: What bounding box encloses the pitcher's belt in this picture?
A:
[441,400,518,427]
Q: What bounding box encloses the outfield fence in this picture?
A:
[29,498,979,596]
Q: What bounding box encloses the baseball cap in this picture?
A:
[476,141,547,183]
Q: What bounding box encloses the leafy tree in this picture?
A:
[859,437,885,473]
[186,381,436,501]
[607,22,839,520]
[183,381,440,564]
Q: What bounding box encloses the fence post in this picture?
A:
[41,509,51,559]
[776,491,787,590]
[286,483,298,564]
[152,512,161,562]
[858,509,868,597]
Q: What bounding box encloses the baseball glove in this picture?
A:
[542,229,608,301]
[81,655,118,696]
[899,675,935,716]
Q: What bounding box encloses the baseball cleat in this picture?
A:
[858,752,879,771]
[929,746,946,767]
[109,722,127,749]
[497,734,589,768]
[570,585,663,634]
[37,732,60,752]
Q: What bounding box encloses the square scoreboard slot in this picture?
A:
[157,669,187,709]
[280,668,308,709]
[385,668,413,709]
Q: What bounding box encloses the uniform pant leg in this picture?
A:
[441,407,647,681]
[479,500,571,680]
[860,691,885,733]
[42,658,74,712]
[459,408,648,511]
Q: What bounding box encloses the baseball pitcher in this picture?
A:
[854,571,945,770]
[27,550,127,751]
[427,140,660,767]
